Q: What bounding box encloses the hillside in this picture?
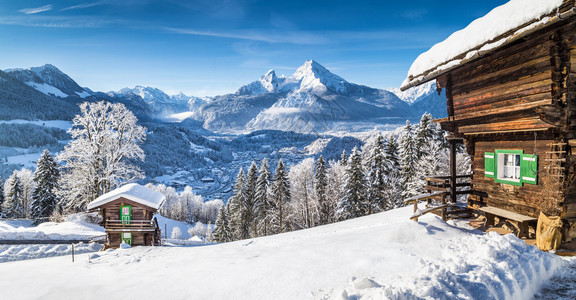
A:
[0,207,562,299]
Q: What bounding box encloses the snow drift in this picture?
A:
[0,207,565,299]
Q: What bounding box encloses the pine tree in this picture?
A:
[270,159,291,233]
[414,113,434,159]
[255,159,271,236]
[399,121,418,199]
[229,168,248,240]
[366,135,386,213]
[31,150,60,222]
[384,135,400,177]
[315,155,331,225]
[245,161,259,237]
[0,177,4,218]
[4,172,24,218]
[212,206,233,243]
[340,149,348,166]
[338,148,367,220]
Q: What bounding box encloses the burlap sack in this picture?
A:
[536,212,563,251]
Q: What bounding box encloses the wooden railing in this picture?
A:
[426,174,472,196]
[105,220,156,231]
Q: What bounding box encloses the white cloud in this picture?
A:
[61,2,104,11]
[19,4,53,15]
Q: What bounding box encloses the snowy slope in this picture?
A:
[389,81,448,118]
[5,64,92,98]
[0,207,565,299]
[117,86,211,116]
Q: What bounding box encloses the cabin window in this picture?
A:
[484,150,537,186]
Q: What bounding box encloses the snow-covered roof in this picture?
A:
[401,0,568,90]
[87,183,166,210]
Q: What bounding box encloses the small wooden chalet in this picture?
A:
[87,183,165,248]
[402,0,576,240]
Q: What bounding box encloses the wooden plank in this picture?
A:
[404,191,448,204]
[479,206,537,222]
[458,118,554,134]
[451,99,553,124]
[455,92,551,115]
[410,204,450,220]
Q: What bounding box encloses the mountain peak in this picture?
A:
[290,60,349,94]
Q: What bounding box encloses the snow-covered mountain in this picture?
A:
[4,64,92,98]
[115,86,211,115]
[194,60,411,133]
[389,80,447,118]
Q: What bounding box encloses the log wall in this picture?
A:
[470,135,564,218]
[438,16,576,219]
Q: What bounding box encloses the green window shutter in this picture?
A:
[484,152,495,178]
[521,154,538,184]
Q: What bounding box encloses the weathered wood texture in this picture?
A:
[437,18,576,136]
[100,197,155,223]
[469,137,569,218]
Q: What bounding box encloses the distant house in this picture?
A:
[402,0,576,239]
[87,183,165,248]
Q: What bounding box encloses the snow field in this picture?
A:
[0,206,567,299]
[0,243,102,263]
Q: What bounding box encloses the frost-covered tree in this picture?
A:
[0,177,4,217]
[245,161,259,237]
[3,172,24,218]
[407,141,449,197]
[399,121,418,199]
[366,135,386,213]
[384,135,401,177]
[289,158,316,229]
[414,113,434,158]
[314,155,330,225]
[326,161,345,223]
[255,159,271,236]
[340,149,348,166]
[270,159,291,233]
[31,150,60,221]
[338,148,367,220]
[58,101,146,212]
[229,168,248,240]
[213,206,233,243]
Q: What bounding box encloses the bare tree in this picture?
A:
[58,101,146,212]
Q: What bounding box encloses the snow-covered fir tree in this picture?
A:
[212,206,233,243]
[270,159,291,233]
[314,155,330,225]
[255,159,272,236]
[399,120,418,199]
[366,135,386,213]
[57,101,146,212]
[340,149,348,166]
[3,173,24,218]
[0,177,4,217]
[384,135,400,177]
[338,148,368,220]
[229,168,249,240]
[245,162,259,237]
[31,150,60,222]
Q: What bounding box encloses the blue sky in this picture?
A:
[0,0,508,96]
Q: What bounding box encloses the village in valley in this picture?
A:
[1,0,576,299]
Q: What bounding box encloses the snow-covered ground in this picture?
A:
[0,119,72,130]
[0,214,104,241]
[0,207,568,299]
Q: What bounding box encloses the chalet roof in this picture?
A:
[87,183,166,211]
[401,0,572,91]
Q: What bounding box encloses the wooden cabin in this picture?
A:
[401,1,576,240]
[87,183,165,248]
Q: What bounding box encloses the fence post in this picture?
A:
[71,243,75,262]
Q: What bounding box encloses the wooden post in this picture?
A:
[71,243,75,262]
[449,138,458,203]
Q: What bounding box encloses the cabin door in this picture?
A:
[120,205,132,224]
